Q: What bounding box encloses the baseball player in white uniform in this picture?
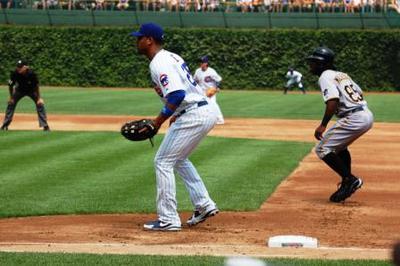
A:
[193,56,224,124]
[131,23,219,231]
[306,47,373,203]
[284,67,305,94]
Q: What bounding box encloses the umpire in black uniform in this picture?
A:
[1,60,50,131]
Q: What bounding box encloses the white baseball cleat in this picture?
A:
[143,220,181,231]
[187,205,219,226]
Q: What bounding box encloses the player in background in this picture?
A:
[131,23,219,231]
[306,47,373,203]
[193,56,224,124]
[284,67,306,94]
[1,60,50,131]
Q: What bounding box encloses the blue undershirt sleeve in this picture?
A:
[160,90,186,117]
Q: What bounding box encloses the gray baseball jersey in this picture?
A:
[315,70,373,158]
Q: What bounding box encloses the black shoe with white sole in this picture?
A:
[330,177,363,203]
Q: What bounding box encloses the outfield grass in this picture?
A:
[0,87,399,122]
[0,252,391,266]
[0,131,312,218]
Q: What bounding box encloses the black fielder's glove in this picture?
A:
[121,119,158,145]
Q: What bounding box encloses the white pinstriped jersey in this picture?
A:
[148,49,218,225]
[193,67,222,92]
[286,70,302,83]
[319,70,367,118]
[193,66,224,124]
[150,49,205,113]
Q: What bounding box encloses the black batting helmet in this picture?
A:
[16,59,28,68]
[306,47,335,64]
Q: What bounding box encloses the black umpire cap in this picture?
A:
[306,47,335,64]
[16,60,28,68]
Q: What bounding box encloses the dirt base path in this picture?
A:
[1,114,400,260]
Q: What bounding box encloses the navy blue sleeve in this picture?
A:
[166,90,185,106]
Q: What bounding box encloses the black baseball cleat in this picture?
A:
[43,126,50,131]
[330,176,363,203]
[0,124,8,131]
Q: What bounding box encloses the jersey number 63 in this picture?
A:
[344,84,364,102]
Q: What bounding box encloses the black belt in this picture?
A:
[337,106,364,118]
[177,101,208,117]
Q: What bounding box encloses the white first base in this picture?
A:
[267,235,318,248]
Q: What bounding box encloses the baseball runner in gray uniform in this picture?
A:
[306,47,374,203]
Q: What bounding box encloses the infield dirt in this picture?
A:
[1,114,399,260]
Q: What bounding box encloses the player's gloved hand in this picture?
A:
[206,87,218,97]
[121,119,158,142]
[314,124,326,140]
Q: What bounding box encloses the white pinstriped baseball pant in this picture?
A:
[207,95,224,124]
[154,104,217,225]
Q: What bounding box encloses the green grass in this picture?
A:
[0,252,391,266]
[0,87,399,122]
[0,131,312,218]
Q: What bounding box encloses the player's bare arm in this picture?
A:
[7,79,15,104]
[315,99,338,140]
[8,79,15,96]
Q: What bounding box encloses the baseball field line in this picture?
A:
[0,243,392,260]
[9,113,400,143]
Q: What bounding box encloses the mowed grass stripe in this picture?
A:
[187,138,311,210]
[0,87,399,122]
[218,91,324,120]
[0,132,119,181]
[29,88,159,115]
[0,132,159,217]
[0,132,312,218]
[0,133,91,170]
[45,91,159,115]
[0,252,391,266]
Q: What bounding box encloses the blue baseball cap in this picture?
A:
[130,23,164,42]
[200,55,209,63]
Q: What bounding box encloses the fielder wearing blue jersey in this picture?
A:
[131,23,219,231]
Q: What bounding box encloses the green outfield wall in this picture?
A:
[1,9,400,29]
[0,26,399,90]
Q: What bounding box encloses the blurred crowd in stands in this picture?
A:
[1,0,399,12]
